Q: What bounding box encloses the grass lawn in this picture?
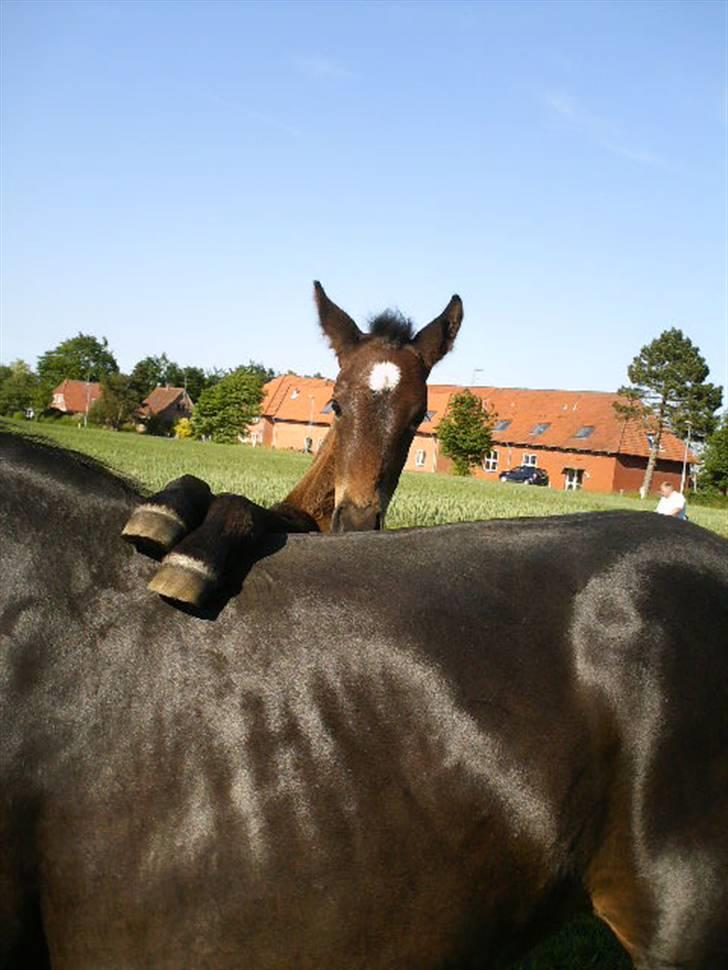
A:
[5,419,726,538]
[4,419,720,968]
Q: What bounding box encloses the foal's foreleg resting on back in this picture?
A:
[121,474,213,558]
[148,493,318,604]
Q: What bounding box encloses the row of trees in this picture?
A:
[2,327,727,491]
[435,327,726,495]
[0,333,274,440]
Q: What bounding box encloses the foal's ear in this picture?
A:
[313,281,363,363]
[412,295,463,371]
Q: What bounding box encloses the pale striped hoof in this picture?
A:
[121,504,187,558]
[147,553,218,607]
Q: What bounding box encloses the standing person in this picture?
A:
[656,481,687,519]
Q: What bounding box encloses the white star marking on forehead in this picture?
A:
[368,361,401,393]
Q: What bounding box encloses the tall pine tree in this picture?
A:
[614,328,722,496]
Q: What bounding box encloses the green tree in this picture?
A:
[181,367,206,402]
[437,390,494,476]
[700,416,728,495]
[191,368,264,443]
[614,328,722,496]
[37,334,119,391]
[89,373,143,431]
[235,360,275,385]
[129,357,226,404]
[0,359,41,416]
[130,356,167,398]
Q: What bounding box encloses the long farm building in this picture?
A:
[250,375,693,496]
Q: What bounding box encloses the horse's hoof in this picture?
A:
[148,553,217,607]
[121,505,188,557]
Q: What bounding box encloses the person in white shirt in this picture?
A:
[656,482,687,520]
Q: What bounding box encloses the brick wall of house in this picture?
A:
[612,454,685,494]
[472,445,618,493]
[271,420,330,453]
[405,435,440,473]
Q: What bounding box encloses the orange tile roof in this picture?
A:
[425,386,694,461]
[262,375,336,425]
[261,376,695,462]
[51,379,103,414]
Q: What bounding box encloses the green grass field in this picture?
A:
[3,419,721,969]
[5,418,726,538]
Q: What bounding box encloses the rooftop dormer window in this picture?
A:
[529,422,551,437]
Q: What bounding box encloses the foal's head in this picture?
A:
[314,281,463,532]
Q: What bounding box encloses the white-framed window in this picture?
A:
[564,468,584,491]
[483,449,499,472]
[304,436,313,453]
[523,453,537,467]
[415,449,426,467]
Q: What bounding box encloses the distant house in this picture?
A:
[50,379,103,416]
[252,376,695,495]
[247,374,335,452]
[137,386,194,433]
[405,386,696,495]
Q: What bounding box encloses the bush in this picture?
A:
[174,417,193,439]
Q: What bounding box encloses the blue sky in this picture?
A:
[1,0,726,399]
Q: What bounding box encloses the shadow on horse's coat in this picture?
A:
[1,431,727,969]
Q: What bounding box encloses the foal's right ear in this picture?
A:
[313,281,363,363]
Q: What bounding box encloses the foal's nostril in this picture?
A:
[332,503,382,533]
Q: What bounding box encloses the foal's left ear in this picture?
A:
[313,281,363,363]
[412,295,463,371]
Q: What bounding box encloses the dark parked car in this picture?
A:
[499,465,549,486]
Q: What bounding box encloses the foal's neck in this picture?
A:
[277,428,337,532]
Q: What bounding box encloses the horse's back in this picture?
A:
[2,435,727,968]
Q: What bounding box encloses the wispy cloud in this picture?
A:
[293,55,354,81]
[541,91,664,167]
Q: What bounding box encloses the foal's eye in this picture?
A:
[330,399,342,417]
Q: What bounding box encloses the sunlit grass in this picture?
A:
[7,419,725,538]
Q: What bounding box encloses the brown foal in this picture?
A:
[121,282,462,607]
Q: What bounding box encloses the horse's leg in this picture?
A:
[120,475,213,559]
[147,493,318,606]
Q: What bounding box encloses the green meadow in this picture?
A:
[5,419,726,538]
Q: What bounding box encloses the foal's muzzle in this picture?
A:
[331,503,383,533]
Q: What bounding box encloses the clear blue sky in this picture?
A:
[1,0,726,398]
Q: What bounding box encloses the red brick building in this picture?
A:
[253,376,694,495]
[406,386,694,495]
[248,375,335,452]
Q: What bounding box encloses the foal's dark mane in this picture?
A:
[367,310,415,347]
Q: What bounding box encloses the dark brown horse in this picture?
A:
[2,431,727,968]
[122,282,462,607]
